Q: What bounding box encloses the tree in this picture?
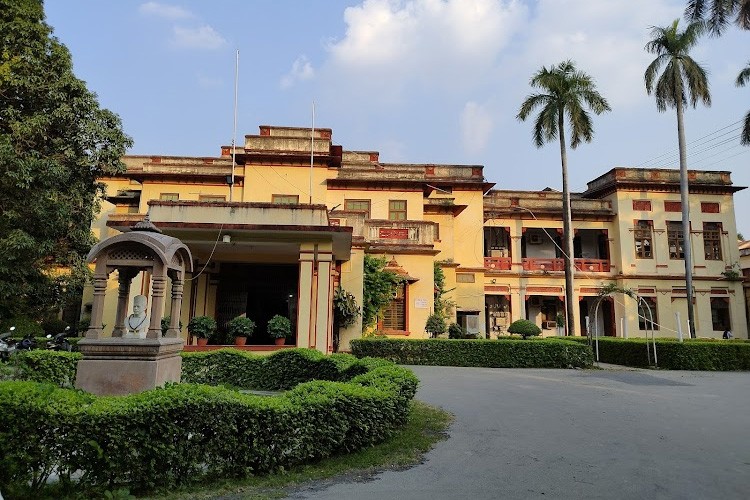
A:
[361,255,403,332]
[737,63,750,145]
[645,19,710,338]
[517,61,611,337]
[0,0,131,319]
[685,0,750,35]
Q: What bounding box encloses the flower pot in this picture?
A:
[274,337,286,346]
[234,336,247,346]
[196,337,208,347]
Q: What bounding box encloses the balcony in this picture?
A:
[484,257,512,271]
[366,220,437,246]
[520,258,610,273]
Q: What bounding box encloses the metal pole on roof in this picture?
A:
[310,101,315,204]
[230,49,239,202]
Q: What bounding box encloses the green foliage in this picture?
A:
[226,316,255,338]
[362,256,403,332]
[557,337,750,370]
[7,350,81,387]
[0,0,132,319]
[351,338,593,368]
[160,316,183,335]
[507,319,542,339]
[266,314,291,339]
[425,313,446,338]
[40,317,68,335]
[448,322,465,339]
[432,262,454,318]
[0,350,418,497]
[0,316,43,337]
[187,315,217,339]
[333,287,360,329]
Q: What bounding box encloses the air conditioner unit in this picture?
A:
[490,247,508,257]
[543,320,557,330]
[528,234,543,245]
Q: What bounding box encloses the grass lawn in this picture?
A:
[140,400,452,500]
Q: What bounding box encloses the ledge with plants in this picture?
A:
[351,338,593,368]
[0,348,418,498]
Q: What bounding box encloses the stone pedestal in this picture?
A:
[75,337,184,396]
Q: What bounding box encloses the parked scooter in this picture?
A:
[46,326,72,352]
[0,326,16,361]
[15,332,37,352]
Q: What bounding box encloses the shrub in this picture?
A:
[160,316,184,335]
[0,317,43,338]
[425,313,446,338]
[267,315,291,339]
[187,316,216,340]
[556,337,750,370]
[226,316,255,339]
[41,317,68,336]
[7,351,81,387]
[351,338,593,368]
[448,322,465,339]
[0,350,417,497]
[507,319,541,339]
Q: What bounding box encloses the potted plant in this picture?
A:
[227,316,255,346]
[160,315,183,336]
[187,316,216,346]
[267,314,291,346]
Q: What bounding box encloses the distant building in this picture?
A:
[82,125,748,351]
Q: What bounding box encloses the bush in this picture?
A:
[0,349,418,497]
[556,337,750,370]
[187,316,216,340]
[161,316,184,335]
[448,322,465,339]
[7,351,82,387]
[41,317,68,336]
[226,316,255,339]
[0,317,43,338]
[507,319,541,339]
[351,338,593,368]
[267,315,291,339]
[425,313,446,338]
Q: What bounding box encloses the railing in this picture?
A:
[522,258,610,272]
[365,220,436,245]
[484,257,512,271]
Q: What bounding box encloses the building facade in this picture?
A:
[83,125,748,351]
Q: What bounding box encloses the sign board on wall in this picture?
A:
[414,298,429,309]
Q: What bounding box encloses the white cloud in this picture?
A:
[461,101,494,154]
[138,2,193,20]
[325,0,528,96]
[171,25,226,50]
[280,56,316,89]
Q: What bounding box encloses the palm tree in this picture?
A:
[645,19,710,338]
[685,0,750,34]
[517,61,611,337]
[737,62,750,144]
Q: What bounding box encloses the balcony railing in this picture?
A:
[365,220,436,245]
[484,257,512,271]
[521,258,610,272]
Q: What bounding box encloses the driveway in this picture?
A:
[289,365,750,500]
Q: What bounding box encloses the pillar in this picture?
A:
[315,250,333,353]
[86,264,109,339]
[112,268,135,338]
[147,269,167,339]
[297,245,315,348]
[167,271,184,338]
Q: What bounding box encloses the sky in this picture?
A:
[44,0,750,234]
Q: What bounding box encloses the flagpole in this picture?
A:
[309,101,315,204]
[230,49,239,202]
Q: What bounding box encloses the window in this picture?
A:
[632,200,651,211]
[199,195,226,203]
[664,201,681,212]
[710,297,730,331]
[703,222,722,260]
[344,199,371,218]
[272,194,299,205]
[159,193,179,201]
[634,220,653,259]
[388,200,407,221]
[701,202,720,213]
[667,221,684,259]
[382,282,406,330]
[456,273,475,283]
[638,297,659,331]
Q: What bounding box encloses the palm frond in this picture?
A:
[517,93,551,121]
[681,56,712,107]
[566,100,594,149]
[737,63,750,86]
[645,54,670,94]
[741,110,750,145]
[739,0,750,29]
[685,0,750,34]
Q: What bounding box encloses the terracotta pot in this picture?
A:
[234,336,247,346]
[274,337,286,346]
[196,337,208,347]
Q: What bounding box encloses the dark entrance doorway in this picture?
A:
[216,263,298,345]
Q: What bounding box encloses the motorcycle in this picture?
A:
[15,332,37,352]
[46,326,72,352]
[0,326,16,361]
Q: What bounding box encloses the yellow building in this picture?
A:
[83,126,748,351]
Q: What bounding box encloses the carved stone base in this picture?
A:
[75,337,184,396]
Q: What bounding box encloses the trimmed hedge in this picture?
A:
[6,350,82,387]
[350,338,593,368]
[0,349,418,497]
[556,337,750,370]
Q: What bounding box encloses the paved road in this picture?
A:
[289,365,750,500]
